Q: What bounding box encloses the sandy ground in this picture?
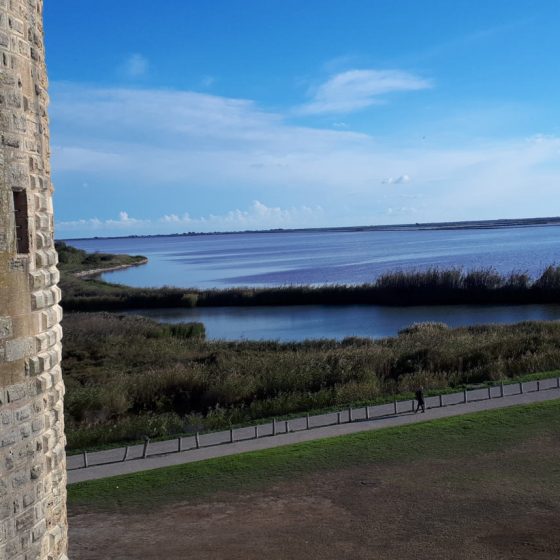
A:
[69,436,560,560]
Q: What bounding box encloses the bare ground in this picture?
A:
[69,435,560,560]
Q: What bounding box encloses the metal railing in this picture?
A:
[67,376,560,471]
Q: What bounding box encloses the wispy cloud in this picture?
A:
[296,69,432,115]
[382,174,411,185]
[200,75,216,88]
[120,53,149,79]
[50,82,560,235]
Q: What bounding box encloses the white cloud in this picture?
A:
[382,174,411,185]
[297,69,432,115]
[57,210,149,232]
[49,82,560,234]
[57,201,324,235]
[50,82,373,192]
[121,53,149,78]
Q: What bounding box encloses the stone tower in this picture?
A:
[0,0,68,559]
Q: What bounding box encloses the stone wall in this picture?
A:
[0,0,67,558]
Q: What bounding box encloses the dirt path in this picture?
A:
[69,435,560,560]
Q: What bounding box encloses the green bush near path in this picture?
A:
[67,399,560,509]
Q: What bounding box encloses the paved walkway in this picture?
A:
[67,378,560,484]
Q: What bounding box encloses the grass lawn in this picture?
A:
[68,398,560,510]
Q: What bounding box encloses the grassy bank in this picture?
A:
[56,241,146,274]
[67,399,560,507]
[62,312,560,450]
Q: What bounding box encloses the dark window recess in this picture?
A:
[12,189,29,253]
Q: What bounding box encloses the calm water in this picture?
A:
[68,226,560,340]
[69,225,560,289]
[128,304,560,342]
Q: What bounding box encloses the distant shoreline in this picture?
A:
[60,216,560,242]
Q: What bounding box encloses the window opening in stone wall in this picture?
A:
[12,189,29,253]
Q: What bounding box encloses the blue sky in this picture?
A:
[45,1,560,237]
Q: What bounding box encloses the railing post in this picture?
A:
[306,414,310,429]
[83,451,88,469]
[348,406,353,423]
[142,437,150,459]
[195,432,200,449]
[122,446,129,462]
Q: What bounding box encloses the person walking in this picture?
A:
[415,386,425,413]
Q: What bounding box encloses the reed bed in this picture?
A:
[59,260,560,312]
[63,312,560,450]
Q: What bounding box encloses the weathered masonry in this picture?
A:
[0,1,68,559]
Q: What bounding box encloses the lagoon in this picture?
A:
[68,225,560,290]
[126,303,560,342]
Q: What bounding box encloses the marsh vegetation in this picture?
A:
[62,312,560,450]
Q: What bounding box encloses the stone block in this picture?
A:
[15,510,34,532]
[20,422,31,438]
[10,471,27,489]
[6,383,26,402]
[34,333,48,353]
[0,430,16,447]
[35,373,51,392]
[22,494,34,508]
[27,356,41,377]
[31,417,43,433]
[15,405,31,422]
[30,464,42,480]
[31,291,45,310]
[0,501,10,521]
[16,441,34,462]
[0,410,12,425]
[0,316,12,339]
[31,519,45,543]
[5,338,34,362]
[30,271,44,290]
[25,381,38,398]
